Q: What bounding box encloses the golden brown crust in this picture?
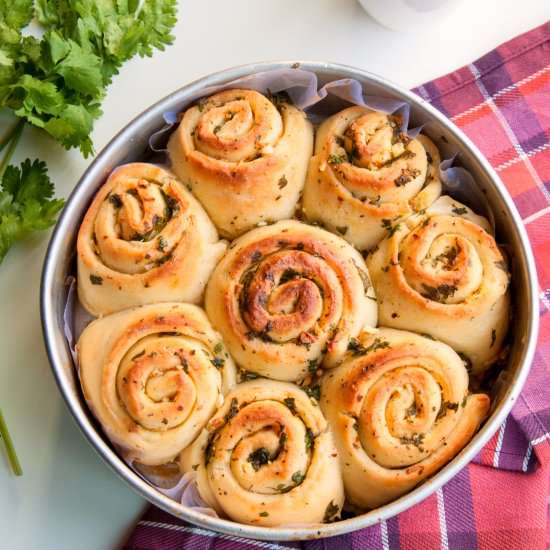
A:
[321,328,490,509]
[77,163,226,315]
[366,197,510,373]
[179,380,344,526]
[168,89,313,238]
[76,302,236,465]
[205,220,378,381]
[303,107,442,250]
[73,93,507,521]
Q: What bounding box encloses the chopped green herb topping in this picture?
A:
[132,214,166,242]
[420,217,431,228]
[435,244,461,267]
[179,356,189,373]
[421,283,457,302]
[369,195,382,207]
[353,260,372,293]
[163,192,180,217]
[283,397,296,413]
[323,501,340,523]
[157,236,168,251]
[436,401,459,420]
[225,398,239,422]
[247,447,270,471]
[291,471,305,484]
[239,370,260,381]
[204,435,216,466]
[394,168,420,187]
[307,358,319,372]
[452,205,468,215]
[305,428,314,451]
[458,352,473,372]
[328,154,347,164]
[210,357,224,369]
[302,385,321,401]
[276,483,292,493]
[347,337,390,357]
[197,98,208,112]
[267,90,291,110]
[399,433,425,447]
[381,218,401,237]
[278,431,288,451]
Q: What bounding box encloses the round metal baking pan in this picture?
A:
[40,61,539,541]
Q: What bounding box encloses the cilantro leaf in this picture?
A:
[134,0,178,57]
[43,101,101,155]
[0,158,64,262]
[50,36,104,96]
[12,74,65,116]
[35,0,177,83]
[1,0,178,155]
[0,0,34,32]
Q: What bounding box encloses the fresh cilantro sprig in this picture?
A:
[0,120,65,263]
[1,0,178,156]
[0,1,178,475]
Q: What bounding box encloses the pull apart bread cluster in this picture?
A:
[76,89,509,526]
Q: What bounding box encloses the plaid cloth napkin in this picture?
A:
[124,22,550,550]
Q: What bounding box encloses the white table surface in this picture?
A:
[1,1,549,548]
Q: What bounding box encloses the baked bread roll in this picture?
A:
[205,220,378,381]
[180,380,344,526]
[167,88,313,238]
[321,328,490,509]
[77,303,236,465]
[77,163,226,316]
[366,197,510,373]
[303,107,441,250]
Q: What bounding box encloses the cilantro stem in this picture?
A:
[0,119,25,155]
[0,119,25,181]
[0,407,22,476]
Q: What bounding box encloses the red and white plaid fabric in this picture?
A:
[124,22,550,549]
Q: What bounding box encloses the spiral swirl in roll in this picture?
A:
[180,380,344,526]
[366,197,510,373]
[77,303,236,465]
[167,88,313,238]
[302,107,442,250]
[205,220,378,381]
[321,328,489,509]
[77,163,226,316]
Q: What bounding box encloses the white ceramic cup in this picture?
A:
[357,0,465,31]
